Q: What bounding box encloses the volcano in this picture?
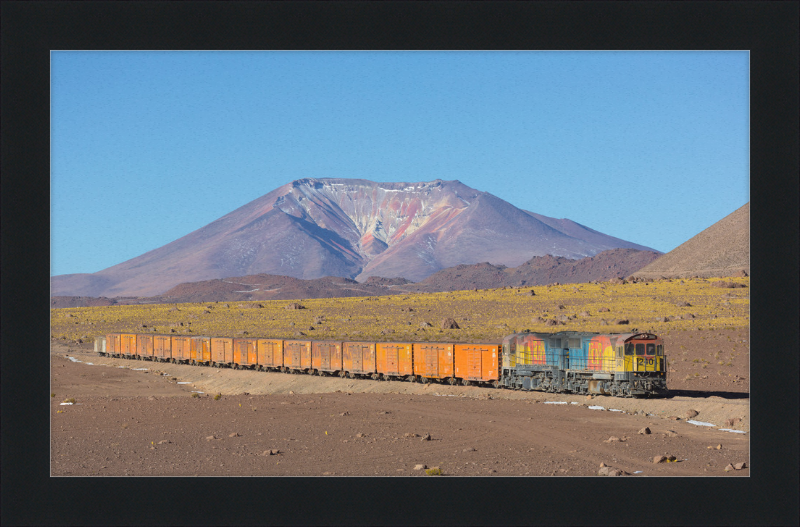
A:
[51,178,657,297]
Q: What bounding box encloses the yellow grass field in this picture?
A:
[51,277,749,343]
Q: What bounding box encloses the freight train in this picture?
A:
[95,331,667,397]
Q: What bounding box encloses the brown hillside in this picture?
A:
[631,203,749,279]
[51,249,659,307]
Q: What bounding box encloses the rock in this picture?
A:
[724,464,735,472]
[734,462,747,470]
[725,417,742,427]
[716,444,722,450]
[580,311,590,317]
[604,436,623,443]
[599,320,608,326]
[419,322,433,328]
[404,433,420,438]
[205,435,217,441]
[598,466,611,476]
[598,307,610,312]
[440,318,460,330]
[599,462,607,468]
[616,319,630,325]
[677,301,692,307]
[545,319,559,327]
[229,432,240,437]
[667,416,680,420]
[356,433,366,438]
[285,302,306,310]
[421,433,431,441]
[653,455,667,464]
[414,464,427,471]
[148,396,156,401]
[288,391,294,395]
[711,280,746,288]
[664,430,678,437]
[557,304,566,310]
[608,468,628,476]
[638,427,651,435]
[157,439,170,444]
[734,270,748,277]
[339,411,350,416]
[684,409,699,419]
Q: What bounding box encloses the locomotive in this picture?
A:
[95,330,667,398]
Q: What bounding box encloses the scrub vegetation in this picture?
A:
[51,277,749,343]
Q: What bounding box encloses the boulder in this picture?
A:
[440,318,460,329]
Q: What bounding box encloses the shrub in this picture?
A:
[214,393,222,400]
[63,397,76,404]
[51,393,55,397]
[191,393,199,398]
[425,467,443,476]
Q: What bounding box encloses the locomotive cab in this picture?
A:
[619,333,668,396]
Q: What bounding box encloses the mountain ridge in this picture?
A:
[51,178,657,297]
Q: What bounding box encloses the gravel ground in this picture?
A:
[51,339,749,477]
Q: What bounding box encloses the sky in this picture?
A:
[51,51,749,277]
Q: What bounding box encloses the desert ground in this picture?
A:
[50,277,749,477]
[50,330,749,477]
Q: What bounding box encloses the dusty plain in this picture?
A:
[50,277,750,477]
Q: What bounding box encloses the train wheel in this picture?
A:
[448,377,457,385]
[492,380,501,389]
[349,372,356,379]
[462,379,471,386]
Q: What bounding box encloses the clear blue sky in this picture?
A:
[51,51,749,276]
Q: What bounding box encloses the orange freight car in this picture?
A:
[191,336,211,365]
[106,333,121,358]
[283,340,312,373]
[413,342,455,384]
[454,343,501,387]
[311,341,343,376]
[137,334,154,361]
[257,339,283,371]
[342,342,376,379]
[153,334,172,362]
[171,335,192,364]
[233,338,258,369]
[376,342,413,381]
[211,337,234,367]
[120,333,137,359]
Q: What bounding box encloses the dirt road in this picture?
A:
[51,342,749,477]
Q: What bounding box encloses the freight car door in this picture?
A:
[387,346,399,374]
[425,347,438,377]
[321,344,331,371]
[292,346,301,369]
[468,347,481,380]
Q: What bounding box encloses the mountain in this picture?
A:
[630,202,749,279]
[50,249,659,307]
[414,248,661,292]
[51,178,658,297]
